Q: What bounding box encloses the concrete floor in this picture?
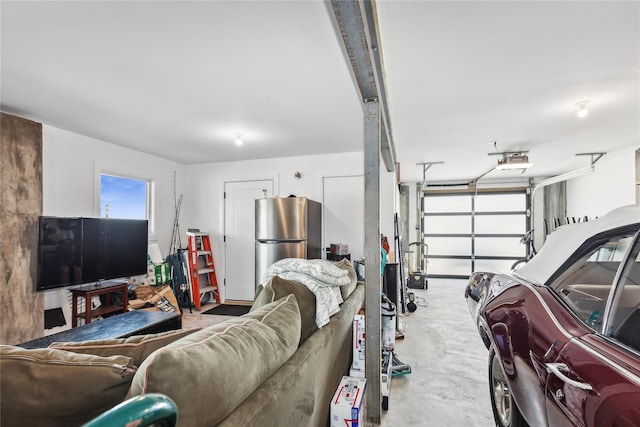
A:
[182,279,495,426]
[380,279,495,427]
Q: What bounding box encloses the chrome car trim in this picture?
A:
[545,363,593,390]
[516,281,573,340]
[570,337,640,386]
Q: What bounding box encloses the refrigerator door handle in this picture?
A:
[258,240,304,243]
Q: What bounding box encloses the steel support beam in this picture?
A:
[330,0,397,173]
[363,99,382,424]
[329,2,396,423]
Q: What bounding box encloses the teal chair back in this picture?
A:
[82,393,177,427]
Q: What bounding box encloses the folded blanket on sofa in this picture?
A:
[263,258,350,328]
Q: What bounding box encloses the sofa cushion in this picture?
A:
[128,294,301,427]
[0,345,136,427]
[217,283,365,427]
[336,258,358,299]
[48,327,201,366]
[250,275,317,344]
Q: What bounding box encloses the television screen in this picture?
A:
[81,218,104,283]
[37,217,84,290]
[36,217,149,291]
[103,219,149,280]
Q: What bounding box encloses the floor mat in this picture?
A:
[202,304,251,316]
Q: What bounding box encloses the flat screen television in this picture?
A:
[36,216,148,291]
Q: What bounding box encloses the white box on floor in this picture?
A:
[352,314,365,372]
[349,367,365,378]
[331,376,366,427]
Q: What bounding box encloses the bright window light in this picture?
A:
[100,174,149,219]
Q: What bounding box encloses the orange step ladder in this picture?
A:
[186,231,221,310]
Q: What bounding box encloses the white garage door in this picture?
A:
[423,190,529,279]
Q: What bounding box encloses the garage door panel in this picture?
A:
[475,215,525,234]
[474,259,515,272]
[424,215,471,234]
[423,195,471,212]
[475,193,526,212]
[424,190,528,280]
[427,237,471,256]
[427,258,472,276]
[475,237,525,257]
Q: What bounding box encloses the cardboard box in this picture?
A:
[351,314,365,375]
[130,285,181,313]
[381,350,392,410]
[148,286,180,313]
[330,243,349,255]
[349,367,365,378]
[331,376,366,427]
[127,299,148,310]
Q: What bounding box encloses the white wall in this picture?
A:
[40,126,400,306]
[183,152,397,298]
[43,126,187,249]
[566,145,638,218]
[42,125,186,310]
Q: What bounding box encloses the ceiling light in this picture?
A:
[234,133,243,146]
[576,101,590,118]
[495,154,533,170]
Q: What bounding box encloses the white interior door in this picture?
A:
[224,180,273,301]
[323,175,364,262]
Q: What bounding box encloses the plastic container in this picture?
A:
[381,295,396,349]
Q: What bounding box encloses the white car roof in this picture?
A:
[514,204,640,285]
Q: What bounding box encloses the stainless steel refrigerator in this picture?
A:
[255,197,322,286]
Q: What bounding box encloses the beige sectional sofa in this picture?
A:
[1,265,364,427]
[219,279,364,426]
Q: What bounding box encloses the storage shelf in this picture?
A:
[71,282,128,327]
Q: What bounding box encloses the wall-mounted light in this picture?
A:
[576,101,590,118]
[234,133,243,146]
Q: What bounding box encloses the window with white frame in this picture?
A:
[100,174,149,220]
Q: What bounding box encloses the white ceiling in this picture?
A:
[2,1,638,183]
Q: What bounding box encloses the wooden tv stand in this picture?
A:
[71,282,129,327]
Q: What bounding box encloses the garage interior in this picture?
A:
[1,1,639,426]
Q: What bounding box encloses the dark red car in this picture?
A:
[465,205,640,427]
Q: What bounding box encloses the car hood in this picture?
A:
[514,204,640,286]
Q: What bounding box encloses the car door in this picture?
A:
[483,278,586,427]
[545,230,640,427]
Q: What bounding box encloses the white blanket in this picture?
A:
[263,258,350,328]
